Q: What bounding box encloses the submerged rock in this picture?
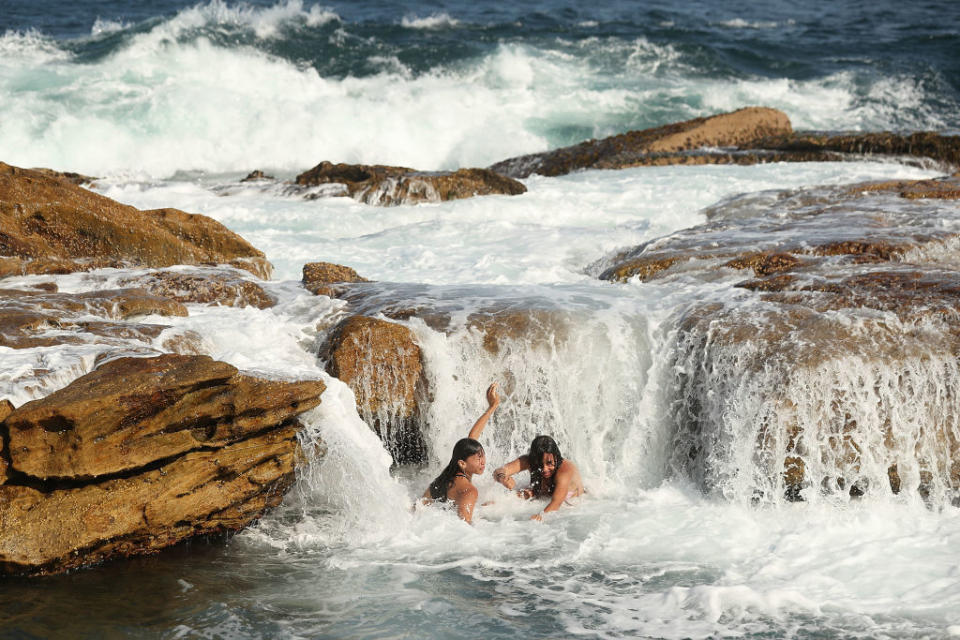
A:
[0,287,187,350]
[117,267,276,309]
[0,354,325,575]
[295,161,526,206]
[0,162,271,279]
[490,107,793,178]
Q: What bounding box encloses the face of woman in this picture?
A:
[461,450,486,476]
[540,453,557,479]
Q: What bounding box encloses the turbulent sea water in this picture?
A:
[2,1,960,638]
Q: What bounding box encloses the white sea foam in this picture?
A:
[0,22,944,178]
[400,13,460,29]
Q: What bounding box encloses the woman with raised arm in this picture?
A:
[422,382,500,523]
[493,435,585,521]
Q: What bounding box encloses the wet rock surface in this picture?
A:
[0,354,324,575]
[321,315,426,462]
[295,161,526,206]
[0,162,271,279]
[597,176,960,501]
[0,287,187,350]
[117,267,276,309]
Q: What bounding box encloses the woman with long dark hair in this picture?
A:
[422,382,499,523]
[493,434,585,521]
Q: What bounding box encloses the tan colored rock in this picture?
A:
[118,269,276,309]
[322,315,425,461]
[5,354,325,479]
[295,162,526,206]
[490,107,793,178]
[302,261,370,297]
[0,162,271,278]
[0,424,299,576]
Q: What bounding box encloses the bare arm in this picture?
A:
[493,455,529,490]
[531,463,572,520]
[467,382,500,440]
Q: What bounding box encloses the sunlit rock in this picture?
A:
[5,354,325,479]
[0,162,271,279]
[295,161,526,206]
[0,424,301,576]
[490,107,793,178]
[321,315,425,462]
[0,354,324,575]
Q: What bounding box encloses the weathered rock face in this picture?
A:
[597,176,960,502]
[321,315,425,462]
[295,161,527,206]
[117,267,276,309]
[490,107,793,178]
[0,162,271,279]
[0,354,325,575]
[302,261,371,297]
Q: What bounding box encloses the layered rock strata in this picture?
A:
[295,161,526,206]
[0,163,271,279]
[0,354,325,575]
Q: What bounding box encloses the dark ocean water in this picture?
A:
[1,0,958,174]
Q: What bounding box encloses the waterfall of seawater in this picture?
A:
[315,288,960,512]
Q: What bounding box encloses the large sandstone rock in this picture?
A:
[0,354,325,575]
[0,162,271,278]
[5,354,325,479]
[295,162,526,206]
[0,424,299,576]
[490,107,793,178]
[321,315,425,462]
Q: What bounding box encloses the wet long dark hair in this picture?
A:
[528,435,564,497]
[428,438,483,501]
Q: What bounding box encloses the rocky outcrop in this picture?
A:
[598,175,960,283]
[118,267,276,309]
[0,162,271,279]
[597,176,960,502]
[0,354,325,575]
[490,107,793,178]
[295,162,526,206]
[321,315,425,462]
[302,261,371,297]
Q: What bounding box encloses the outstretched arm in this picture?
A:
[467,382,500,440]
[493,455,529,491]
[531,464,572,521]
